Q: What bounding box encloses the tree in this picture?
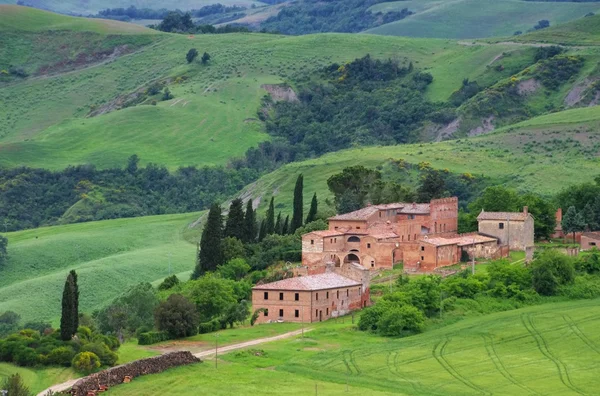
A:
[185,275,236,322]
[306,193,318,224]
[282,215,290,235]
[158,275,180,291]
[244,199,256,242]
[581,202,596,231]
[126,154,139,175]
[532,250,575,296]
[469,186,521,213]
[562,206,585,242]
[521,193,556,240]
[291,174,304,233]
[377,305,425,337]
[1,373,31,396]
[221,236,245,263]
[222,300,250,328]
[266,197,275,235]
[192,203,223,279]
[0,235,7,269]
[217,258,251,281]
[60,271,78,341]
[162,87,173,101]
[0,310,20,337]
[417,169,447,202]
[533,19,550,30]
[327,166,381,213]
[275,212,282,234]
[258,219,267,242]
[155,294,199,339]
[201,52,211,65]
[186,48,199,63]
[224,198,246,241]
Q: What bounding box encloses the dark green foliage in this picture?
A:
[0,235,7,268]
[221,236,245,263]
[534,46,563,62]
[193,203,224,279]
[562,206,585,241]
[48,346,75,367]
[157,11,195,32]
[250,308,267,326]
[291,174,304,233]
[1,374,31,396]
[282,215,290,235]
[266,197,275,235]
[186,48,199,63]
[126,154,139,174]
[275,212,282,235]
[532,250,575,295]
[217,258,251,281]
[244,200,256,243]
[327,166,380,213]
[198,319,222,334]
[137,331,170,345]
[0,311,20,337]
[306,193,318,224]
[533,19,550,30]
[185,275,239,323]
[162,87,173,101]
[22,321,52,333]
[154,294,199,339]
[60,271,78,341]
[221,300,250,328]
[261,0,412,34]
[81,342,118,366]
[534,55,584,90]
[449,79,481,106]
[158,275,181,291]
[521,193,556,240]
[225,198,246,241]
[258,219,267,242]
[576,249,600,274]
[417,169,448,202]
[201,52,211,65]
[377,305,425,337]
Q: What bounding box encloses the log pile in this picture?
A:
[70,351,201,395]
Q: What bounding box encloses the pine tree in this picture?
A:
[291,174,304,233]
[266,197,275,235]
[306,193,318,224]
[258,219,267,242]
[282,215,290,235]
[582,202,595,231]
[591,195,600,231]
[192,203,223,279]
[224,198,245,241]
[60,271,78,341]
[244,199,256,242]
[275,212,282,235]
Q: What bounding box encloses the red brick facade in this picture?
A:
[581,232,600,251]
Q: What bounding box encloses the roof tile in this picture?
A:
[253,273,361,291]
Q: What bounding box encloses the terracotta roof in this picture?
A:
[367,226,398,239]
[253,273,361,291]
[307,230,345,237]
[583,232,600,239]
[477,211,529,221]
[330,202,431,221]
[330,206,379,221]
[424,234,497,247]
[399,203,430,215]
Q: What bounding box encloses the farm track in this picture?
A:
[521,313,584,395]
[562,314,600,355]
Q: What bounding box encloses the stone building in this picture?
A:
[251,271,369,324]
[477,207,534,251]
[581,232,600,250]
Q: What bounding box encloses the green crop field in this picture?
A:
[367,0,600,39]
[0,212,204,324]
[104,299,600,395]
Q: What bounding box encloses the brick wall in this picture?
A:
[582,235,600,250]
[479,219,533,250]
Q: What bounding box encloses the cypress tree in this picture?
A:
[244,199,256,243]
[266,197,275,235]
[224,198,245,241]
[306,193,318,224]
[291,174,304,233]
[192,203,223,279]
[60,271,78,341]
[258,219,267,242]
[275,212,282,235]
[70,269,79,332]
[282,215,290,235]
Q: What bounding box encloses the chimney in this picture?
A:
[523,206,528,215]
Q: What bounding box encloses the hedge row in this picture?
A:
[137,331,170,345]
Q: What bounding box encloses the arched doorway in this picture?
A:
[324,254,341,267]
[343,253,360,265]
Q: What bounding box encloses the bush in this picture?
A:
[81,342,118,366]
[377,305,425,337]
[158,275,180,291]
[532,250,575,296]
[13,346,39,366]
[576,249,600,274]
[559,274,600,300]
[1,373,31,396]
[48,346,75,367]
[72,351,101,374]
[198,319,221,334]
[155,294,199,339]
[137,331,170,345]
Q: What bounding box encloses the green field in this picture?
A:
[367,0,600,39]
[0,212,203,324]
[104,299,600,395]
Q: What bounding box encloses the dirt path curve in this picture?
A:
[36,328,312,396]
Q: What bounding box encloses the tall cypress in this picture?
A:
[266,197,275,235]
[192,203,223,279]
[282,215,290,235]
[244,199,256,242]
[224,198,245,241]
[60,271,78,341]
[258,219,267,242]
[306,193,318,224]
[291,174,304,233]
[275,212,282,235]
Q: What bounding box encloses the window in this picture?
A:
[326,292,329,299]
[421,246,425,251]
[295,310,299,318]
[334,238,337,243]
[591,242,597,246]
[315,309,318,317]
[264,292,269,300]
[371,261,375,268]
[335,226,339,230]
[402,235,404,241]
[279,309,283,317]
[379,212,382,218]
[408,234,411,241]
[408,215,415,220]
[311,239,314,245]
[356,226,361,229]
[348,236,361,242]
[316,293,319,301]
[295,293,299,301]
[347,289,349,297]
[421,256,424,261]
[359,288,361,296]
[414,234,417,240]
[367,243,371,248]
[264,309,268,317]
[326,308,329,315]
[499,223,504,229]
[279,292,284,301]
[337,290,339,298]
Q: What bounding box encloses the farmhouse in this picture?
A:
[477,207,534,251]
[581,232,600,250]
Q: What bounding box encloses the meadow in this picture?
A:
[105,298,600,395]
[0,212,204,324]
[367,0,600,39]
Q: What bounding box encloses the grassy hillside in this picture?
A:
[511,13,600,45]
[367,0,600,39]
[243,107,600,214]
[107,299,600,395]
[0,212,203,323]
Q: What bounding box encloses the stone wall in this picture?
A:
[70,352,200,396]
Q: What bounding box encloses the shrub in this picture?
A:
[72,351,101,374]
[158,275,180,291]
[358,302,390,332]
[377,305,425,337]
[1,373,31,396]
[81,342,118,366]
[576,249,600,274]
[532,250,575,296]
[137,331,170,345]
[13,346,39,366]
[198,319,221,334]
[48,346,75,367]
[155,294,199,339]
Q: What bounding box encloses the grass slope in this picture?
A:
[0,212,203,324]
[511,13,600,46]
[106,299,600,395]
[367,0,600,39]
[243,107,600,214]
[0,363,75,394]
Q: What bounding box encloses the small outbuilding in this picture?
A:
[477,207,534,251]
[581,232,600,250]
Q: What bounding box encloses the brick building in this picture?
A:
[477,207,534,251]
[251,271,369,324]
[581,232,600,250]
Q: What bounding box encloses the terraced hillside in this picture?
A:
[367,0,600,39]
[106,299,600,395]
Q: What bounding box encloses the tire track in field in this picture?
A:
[349,349,362,375]
[433,337,490,395]
[562,314,600,355]
[392,349,425,394]
[482,334,539,395]
[341,350,355,375]
[521,314,585,395]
